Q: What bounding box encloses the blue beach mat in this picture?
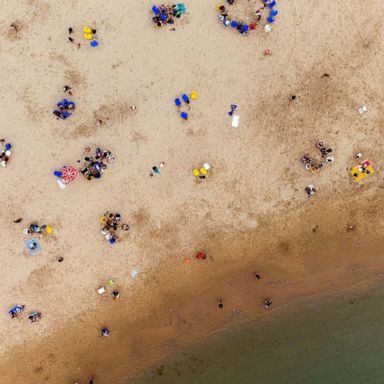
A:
[24,238,42,255]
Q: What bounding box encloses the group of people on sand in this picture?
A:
[8,304,41,323]
[217,0,277,34]
[301,140,334,173]
[80,147,115,180]
[217,4,253,34]
[355,160,372,175]
[151,3,187,28]
[53,97,76,120]
[100,211,129,245]
[68,25,99,48]
[0,140,12,167]
[23,222,52,236]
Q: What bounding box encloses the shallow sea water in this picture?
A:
[130,282,384,384]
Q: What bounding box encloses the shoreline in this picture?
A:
[2,251,384,384]
[1,188,384,383]
[130,279,384,384]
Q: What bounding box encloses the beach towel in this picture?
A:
[24,238,42,255]
[351,164,375,182]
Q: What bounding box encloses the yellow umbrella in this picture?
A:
[83,26,92,33]
[193,168,200,177]
[199,167,207,175]
[45,226,53,234]
[190,91,199,100]
[84,33,93,40]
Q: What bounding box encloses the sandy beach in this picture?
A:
[1,0,384,383]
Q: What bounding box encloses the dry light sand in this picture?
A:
[1,0,384,383]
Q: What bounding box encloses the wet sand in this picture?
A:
[2,190,384,383]
[1,0,384,383]
[130,281,384,384]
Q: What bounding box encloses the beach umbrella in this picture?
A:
[182,94,190,104]
[270,9,278,17]
[190,91,199,100]
[61,165,78,183]
[152,6,160,15]
[45,226,53,234]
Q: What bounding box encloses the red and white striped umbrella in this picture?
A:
[61,165,78,183]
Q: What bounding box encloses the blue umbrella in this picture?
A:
[182,93,190,104]
[231,20,238,28]
[180,111,188,120]
[175,98,182,107]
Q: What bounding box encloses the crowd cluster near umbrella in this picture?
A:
[23,223,53,236]
[300,140,334,173]
[151,3,187,28]
[23,222,53,255]
[80,146,115,180]
[100,211,130,245]
[301,140,334,198]
[53,98,76,120]
[217,0,278,35]
[68,25,99,48]
[82,26,100,47]
[174,91,198,120]
[351,153,375,183]
[53,146,115,188]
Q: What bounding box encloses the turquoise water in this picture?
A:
[131,283,384,384]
